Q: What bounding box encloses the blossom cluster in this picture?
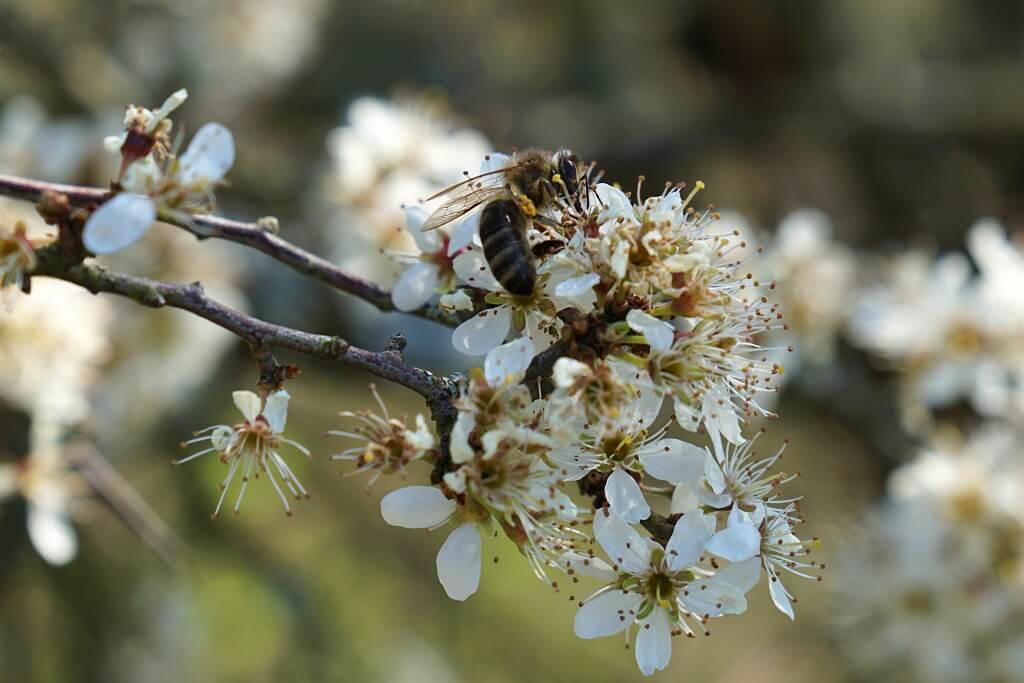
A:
[83,89,235,255]
[848,219,1024,429]
[738,205,1024,681]
[744,210,1024,432]
[834,426,1024,682]
[324,160,818,675]
[0,89,817,676]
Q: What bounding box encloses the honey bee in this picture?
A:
[421,148,582,296]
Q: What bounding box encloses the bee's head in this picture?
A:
[551,149,580,199]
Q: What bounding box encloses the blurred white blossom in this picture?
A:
[0,95,101,181]
[0,277,112,426]
[0,420,83,565]
[321,95,491,282]
[835,425,1024,683]
[849,219,1024,428]
[96,228,247,433]
[765,209,857,364]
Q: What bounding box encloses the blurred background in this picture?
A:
[2,0,1024,681]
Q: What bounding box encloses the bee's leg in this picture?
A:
[531,214,563,240]
[544,176,575,207]
[509,188,538,218]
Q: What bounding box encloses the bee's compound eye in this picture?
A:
[556,151,579,197]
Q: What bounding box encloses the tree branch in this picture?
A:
[18,178,677,543]
[0,173,460,327]
[31,242,457,417]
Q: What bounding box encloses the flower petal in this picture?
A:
[769,574,795,620]
[559,551,616,581]
[407,414,436,451]
[626,309,675,352]
[448,211,480,255]
[574,589,643,639]
[713,557,762,594]
[443,468,467,494]
[524,310,559,355]
[665,511,712,571]
[696,482,733,509]
[637,438,705,484]
[481,430,507,459]
[610,239,630,278]
[149,88,189,130]
[262,390,290,433]
[706,522,761,562]
[392,263,441,312]
[82,193,156,254]
[449,411,476,464]
[380,486,455,528]
[635,606,673,676]
[436,522,481,601]
[605,467,651,523]
[704,451,727,495]
[669,483,699,514]
[178,122,235,185]
[553,357,590,388]
[673,397,701,433]
[480,153,512,174]
[554,272,600,298]
[405,205,443,253]
[593,508,654,574]
[682,578,747,617]
[439,289,474,312]
[27,500,77,566]
[595,183,633,224]
[232,390,262,423]
[452,249,501,290]
[484,337,534,387]
[702,386,744,445]
[621,382,664,432]
[452,307,511,355]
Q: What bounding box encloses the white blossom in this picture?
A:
[572,510,754,676]
[390,205,460,312]
[379,485,482,601]
[0,420,80,565]
[83,97,236,255]
[0,277,112,426]
[548,403,705,523]
[764,209,857,363]
[176,389,310,518]
[450,249,593,357]
[329,384,435,488]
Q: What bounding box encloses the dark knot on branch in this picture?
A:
[384,332,408,358]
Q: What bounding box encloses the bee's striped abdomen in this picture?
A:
[480,199,535,296]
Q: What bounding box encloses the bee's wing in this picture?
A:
[424,163,513,202]
[421,183,507,232]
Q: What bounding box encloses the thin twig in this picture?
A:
[0,173,460,327]
[32,242,455,415]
